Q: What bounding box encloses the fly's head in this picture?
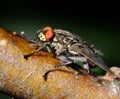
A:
[37,26,54,42]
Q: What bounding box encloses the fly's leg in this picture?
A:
[67,56,90,72]
[20,31,27,39]
[24,43,47,59]
[43,55,73,81]
[20,31,38,43]
[83,62,90,73]
[43,55,89,81]
[43,61,73,81]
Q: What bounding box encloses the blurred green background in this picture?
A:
[0,1,120,98]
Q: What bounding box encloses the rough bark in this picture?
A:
[0,28,119,99]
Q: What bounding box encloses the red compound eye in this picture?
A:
[45,30,54,40]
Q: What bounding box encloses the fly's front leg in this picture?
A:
[20,31,27,39]
[20,31,38,43]
[24,43,47,59]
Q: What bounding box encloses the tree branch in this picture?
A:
[0,28,119,99]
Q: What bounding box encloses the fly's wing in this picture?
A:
[70,43,110,72]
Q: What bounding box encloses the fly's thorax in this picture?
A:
[51,32,81,56]
[54,34,65,44]
[53,36,58,42]
[67,44,80,55]
[51,41,67,55]
[63,36,74,44]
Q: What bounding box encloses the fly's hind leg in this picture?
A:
[43,55,73,81]
[43,55,89,81]
[43,61,73,81]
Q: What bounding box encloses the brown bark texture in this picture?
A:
[0,28,119,99]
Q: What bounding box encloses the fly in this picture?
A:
[24,26,115,80]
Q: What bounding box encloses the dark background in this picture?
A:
[0,0,120,98]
